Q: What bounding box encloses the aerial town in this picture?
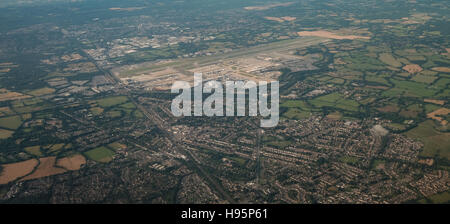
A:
[0,0,448,204]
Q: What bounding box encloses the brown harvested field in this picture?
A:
[265,16,297,22]
[90,107,104,115]
[244,2,294,11]
[109,7,145,11]
[57,154,86,171]
[281,16,296,21]
[0,88,31,102]
[377,105,400,113]
[0,63,18,69]
[432,67,450,73]
[63,62,97,73]
[326,112,342,120]
[61,53,83,62]
[0,107,13,115]
[403,64,423,74]
[400,109,419,118]
[427,108,450,125]
[297,31,370,40]
[365,85,389,90]
[424,99,445,105]
[108,142,127,150]
[0,62,12,66]
[265,17,285,23]
[0,159,38,184]
[21,157,67,181]
[0,129,14,139]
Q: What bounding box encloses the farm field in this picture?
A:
[24,146,43,157]
[84,147,115,163]
[0,115,23,130]
[0,129,13,139]
[0,159,38,184]
[428,191,450,204]
[96,96,129,108]
[56,154,86,171]
[406,121,450,160]
[26,87,55,96]
[21,157,67,181]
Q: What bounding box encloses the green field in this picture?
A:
[433,78,450,89]
[411,74,437,84]
[280,100,309,108]
[371,159,386,170]
[266,140,293,149]
[226,156,247,166]
[90,107,104,115]
[406,55,426,62]
[310,92,342,105]
[328,78,345,84]
[133,110,144,118]
[106,110,122,118]
[342,53,386,71]
[406,120,450,160]
[27,87,55,96]
[283,108,310,120]
[46,143,65,153]
[334,98,360,111]
[365,73,390,85]
[386,123,407,131]
[390,79,437,97]
[424,191,450,204]
[309,92,359,112]
[96,96,129,108]
[84,146,115,163]
[0,115,23,130]
[424,104,441,113]
[119,102,136,109]
[25,146,43,157]
[379,53,402,67]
